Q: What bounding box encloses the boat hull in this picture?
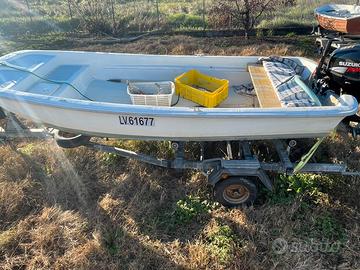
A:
[315,4,360,34]
[0,90,357,141]
[316,14,360,34]
[0,51,358,141]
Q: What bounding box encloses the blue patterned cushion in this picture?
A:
[260,57,318,107]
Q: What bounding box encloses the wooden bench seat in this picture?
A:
[248,65,282,108]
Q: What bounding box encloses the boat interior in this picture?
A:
[0,51,326,109]
[317,4,360,19]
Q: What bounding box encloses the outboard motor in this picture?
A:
[313,43,360,126]
[325,44,360,98]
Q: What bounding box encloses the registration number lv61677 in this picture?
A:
[119,115,155,126]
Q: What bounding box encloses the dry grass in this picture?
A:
[72,35,314,58]
[0,35,359,269]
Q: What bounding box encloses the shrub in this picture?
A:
[167,14,205,29]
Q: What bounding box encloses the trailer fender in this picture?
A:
[207,168,273,191]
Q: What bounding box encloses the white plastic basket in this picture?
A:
[127,81,175,107]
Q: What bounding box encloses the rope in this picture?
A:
[293,137,326,174]
[171,94,180,107]
[0,61,93,101]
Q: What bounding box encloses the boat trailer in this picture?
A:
[313,26,360,55]
[1,112,359,206]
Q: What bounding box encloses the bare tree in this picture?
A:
[202,0,206,31]
[24,0,33,22]
[155,0,161,30]
[110,0,116,30]
[209,0,281,38]
[67,0,73,19]
[74,0,113,34]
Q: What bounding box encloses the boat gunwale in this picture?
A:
[316,12,360,21]
[1,50,318,63]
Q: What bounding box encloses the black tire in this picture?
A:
[54,129,91,148]
[0,108,6,119]
[344,113,360,124]
[213,177,257,207]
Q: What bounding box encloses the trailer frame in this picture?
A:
[313,26,360,55]
[1,113,359,206]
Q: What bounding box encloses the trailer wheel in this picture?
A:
[54,130,91,148]
[213,177,257,207]
[0,108,6,119]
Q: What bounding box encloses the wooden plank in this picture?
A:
[248,65,282,108]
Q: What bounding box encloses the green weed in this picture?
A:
[268,174,333,205]
[314,213,346,241]
[174,195,217,225]
[18,143,36,156]
[294,211,346,243]
[206,223,236,263]
[286,32,296,37]
[266,29,274,37]
[102,153,121,167]
[102,228,124,256]
[256,29,264,38]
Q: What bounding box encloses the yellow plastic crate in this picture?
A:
[175,70,229,108]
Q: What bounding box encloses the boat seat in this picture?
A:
[247,64,282,108]
[260,58,321,107]
[34,65,90,98]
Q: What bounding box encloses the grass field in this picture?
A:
[0,0,358,37]
[0,33,359,269]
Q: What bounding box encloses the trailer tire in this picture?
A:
[54,130,91,148]
[213,177,257,207]
[0,108,6,119]
[344,112,360,124]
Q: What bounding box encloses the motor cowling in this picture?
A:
[325,44,360,98]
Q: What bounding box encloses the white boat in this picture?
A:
[315,4,360,34]
[0,50,357,141]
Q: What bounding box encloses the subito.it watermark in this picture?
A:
[271,238,342,255]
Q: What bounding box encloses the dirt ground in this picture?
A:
[0,34,359,270]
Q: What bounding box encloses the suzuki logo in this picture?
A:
[339,61,360,68]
